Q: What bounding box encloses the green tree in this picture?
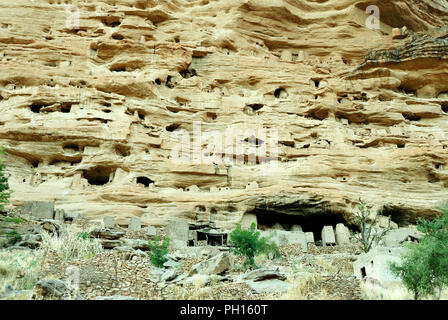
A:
[148,236,170,268]
[390,239,437,300]
[229,222,280,269]
[0,148,10,211]
[352,199,391,253]
[390,198,448,299]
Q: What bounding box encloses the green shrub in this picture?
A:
[390,197,448,300]
[229,222,281,269]
[7,230,21,245]
[3,217,23,224]
[77,232,89,240]
[148,236,170,268]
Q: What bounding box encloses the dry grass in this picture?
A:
[0,249,44,293]
[0,224,103,299]
[166,275,219,300]
[39,225,103,263]
[281,272,324,300]
[314,256,340,274]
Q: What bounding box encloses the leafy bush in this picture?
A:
[7,230,22,245]
[77,232,89,240]
[229,222,281,269]
[148,236,170,268]
[390,198,448,300]
[0,148,11,212]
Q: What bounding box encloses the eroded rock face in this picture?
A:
[1,0,448,229]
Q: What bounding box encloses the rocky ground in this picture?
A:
[0,209,364,300]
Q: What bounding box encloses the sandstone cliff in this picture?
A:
[2,0,448,230]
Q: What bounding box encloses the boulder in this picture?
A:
[35,279,83,300]
[89,228,124,240]
[123,238,149,251]
[189,252,231,276]
[100,239,123,249]
[247,279,293,294]
[242,268,286,282]
[17,233,42,249]
[39,219,61,236]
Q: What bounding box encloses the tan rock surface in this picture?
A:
[1,0,448,229]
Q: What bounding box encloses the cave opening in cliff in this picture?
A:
[30,103,49,113]
[136,176,154,187]
[402,112,421,122]
[441,103,448,113]
[83,166,114,186]
[274,88,287,99]
[60,103,72,113]
[381,205,415,227]
[166,123,181,132]
[180,68,197,79]
[253,209,349,242]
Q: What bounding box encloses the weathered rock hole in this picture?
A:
[112,33,124,40]
[60,103,72,113]
[136,176,154,187]
[195,205,206,212]
[137,111,145,120]
[180,68,197,79]
[155,78,161,85]
[274,88,287,99]
[115,145,130,157]
[63,144,80,153]
[101,17,122,27]
[247,104,264,111]
[402,113,421,121]
[166,123,181,132]
[441,103,448,113]
[166,76,174,88]
[83,166,114,186]
[207,112,217,120]
[337,94,348,104]
[30,103,50,113]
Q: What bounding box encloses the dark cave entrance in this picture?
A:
[83,166,114,186]
[252,206,350,242]
[136,176,154,187]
